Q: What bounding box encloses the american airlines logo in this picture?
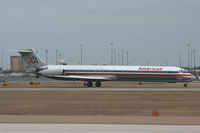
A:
[29,56,39,64]
[138,67,163,71]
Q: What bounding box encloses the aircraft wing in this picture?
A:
[52,75,115,81]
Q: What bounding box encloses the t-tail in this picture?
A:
[17,49,46,72]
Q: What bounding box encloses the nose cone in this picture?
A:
[190,75,196,81]
[183,73,196,81]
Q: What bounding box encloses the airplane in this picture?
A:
[17,49,196,87]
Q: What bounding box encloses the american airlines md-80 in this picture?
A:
[17,49,195,87]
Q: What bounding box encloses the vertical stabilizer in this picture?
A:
[17,49,46,69]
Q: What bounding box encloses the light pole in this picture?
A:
[194,50,196,75]
[191,50,195,75]
[191,50,200,76]
[121,49,124,66]
[187,44,190,71]
[110,43,114,65]
[118,53,120,65]
[1,50,3,71]
[114,50,116,65]
[58,53,62,65]
[126,51,129,66]
[45,49,48,64]
[179,52,181,67]
[181,61,184,67]
[56,50,58,65]
[59,53,61,60]
[80,44,83,65]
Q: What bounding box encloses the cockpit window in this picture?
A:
[179,69,189,73]
[179,69,185,73]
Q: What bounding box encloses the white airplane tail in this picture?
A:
[17,49,46,70]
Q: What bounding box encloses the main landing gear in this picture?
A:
[84,81,101,87]
[95,81,101,87]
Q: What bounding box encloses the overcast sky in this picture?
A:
[0,0,200,69]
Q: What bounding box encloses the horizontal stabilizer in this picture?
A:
[7,49,33,53]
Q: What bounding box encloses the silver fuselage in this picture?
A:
[39,65,195,82]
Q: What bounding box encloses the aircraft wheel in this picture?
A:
[87,81,93,87]
[184,83,188,87]
[95,82,101,87]
[35,75,39,79]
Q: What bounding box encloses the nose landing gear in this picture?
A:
[184,82,188,87]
